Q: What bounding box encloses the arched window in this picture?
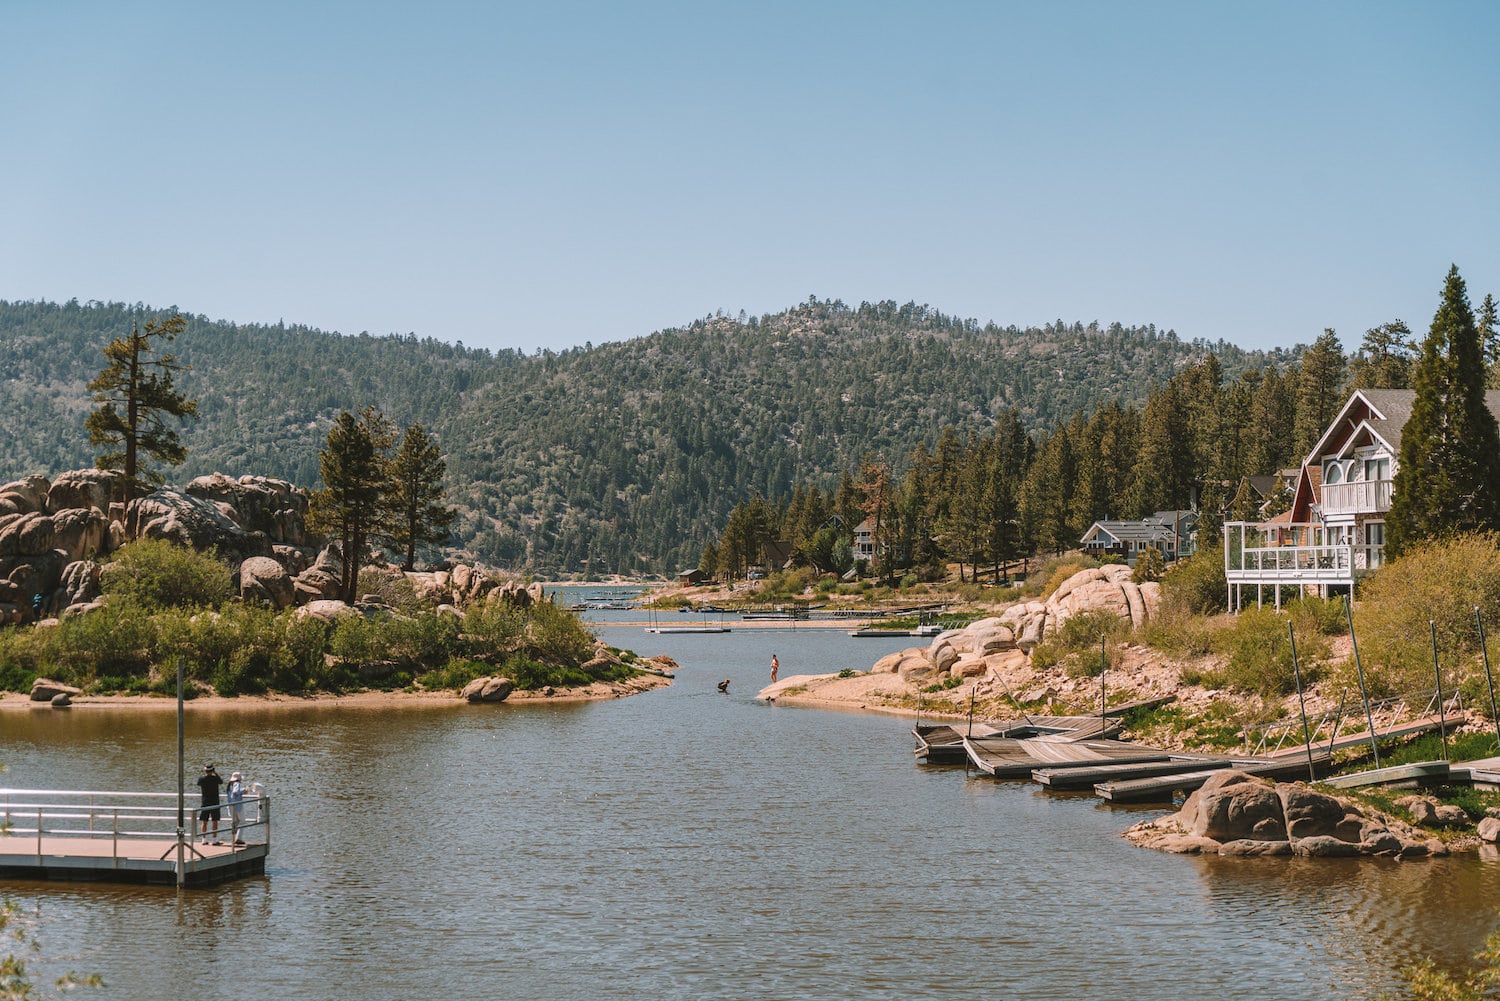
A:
[1324,461,1343,485]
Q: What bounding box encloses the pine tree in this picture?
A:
[1347,320,1414,390]
[1292,329,1347,458]
[85,314,199,501]
[308,407,396,602]
[1480,294,1499,389]
[1385,267,1500,556]
[386,423,457,572]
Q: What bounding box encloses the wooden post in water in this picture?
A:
[1477,609,1500,754]
[967,688,976,739]
[1344,594,1381,768]
[1287,621,1316,782]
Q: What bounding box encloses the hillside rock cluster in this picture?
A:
[0,468,527,623]
[1124,770,1449,859]
[870,564,1161,686]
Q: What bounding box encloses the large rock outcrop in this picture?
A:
[1124,770,1447,859]
[186,473,317,547]
[867,565,1161,688]
[122,489,273,567]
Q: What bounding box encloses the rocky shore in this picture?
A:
[1123,769,1455,858]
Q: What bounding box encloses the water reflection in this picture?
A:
[2,625,1499,999]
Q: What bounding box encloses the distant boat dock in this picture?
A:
[0,787,270,887]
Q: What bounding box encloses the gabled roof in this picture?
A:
[1307,388,1500,465]
[1081,520,1181,544]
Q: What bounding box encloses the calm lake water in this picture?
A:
[3,602,1500,1000]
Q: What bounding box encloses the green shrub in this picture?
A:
[1055,609,1129,650]
[100,538,234,610]
[1161,546,1227,616]
[417,658,490,691]
[329,614,380,668]
[461,603,526,659]
[1132,549,1165,583]
[1352,532,1500,697]
[522,600,595,668]
[377,612,460,669]
[1213,606,1318,697]
[1032,555,1101,599]
[1142,605,1220,658]
[1288,595,1346,637]
[52,599,157,684]
[356,567,422,613]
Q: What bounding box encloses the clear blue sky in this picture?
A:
[4,1,1497,355]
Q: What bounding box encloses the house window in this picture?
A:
[1324,462,1343,485]
[1364,457,1390,482]
[1365,522,1385,568]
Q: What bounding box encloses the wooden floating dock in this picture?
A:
[1320,760,1451,790]
[1095,752,1332,803]
[963,736,1170,778]
[914,714,1122,764]
[0,788,271,887]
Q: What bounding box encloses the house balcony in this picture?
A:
[1320,478,1393,516]
[1223,521,1384,607]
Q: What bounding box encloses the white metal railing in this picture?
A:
[0,787,270,858]
[1223,522,1384,583]
[1321,479,1394,515]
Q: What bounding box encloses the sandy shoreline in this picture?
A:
[0,673,673,712]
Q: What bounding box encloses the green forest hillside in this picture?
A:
[0,297,1288,574]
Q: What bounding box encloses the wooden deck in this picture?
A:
[914,715,1122,764]
[963,736,1172,778]
[0,832,268,887]
[1095,752,1332,803]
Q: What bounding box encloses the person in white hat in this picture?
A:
[226,770,246,846]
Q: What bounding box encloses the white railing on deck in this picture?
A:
[0,787,270,857]
[1321,479,1393,515]
[1223,522,1384,583]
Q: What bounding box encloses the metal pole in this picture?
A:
[1344,595,1380,768]
[1328,688,1348,757]
[1477,608,1500,754]
[1287,621,1316,782]
[176,657,185,888]
[1099,633,1107,731]
[967,687,975,739]
[1431,620,1449,761]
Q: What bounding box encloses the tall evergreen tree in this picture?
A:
[1127,382,1192,516]
[1292,329,1347,458]
[386,423,457,571]
[1480,293,1499,389]
[1385,267,1500,556]
[85,314,199,501]
[308,407,396,602]
[1347,320,1414,390]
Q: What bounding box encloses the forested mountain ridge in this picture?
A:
[0,297,1291,575]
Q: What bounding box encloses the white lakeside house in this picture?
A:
[1223,387,1500,609]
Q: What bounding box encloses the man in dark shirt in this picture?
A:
[196,764,224,845]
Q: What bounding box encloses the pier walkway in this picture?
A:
[0,788,270,887]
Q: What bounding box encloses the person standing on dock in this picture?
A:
[770,653,779,684]
[196,764,224,845]
[226,770,246,846]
